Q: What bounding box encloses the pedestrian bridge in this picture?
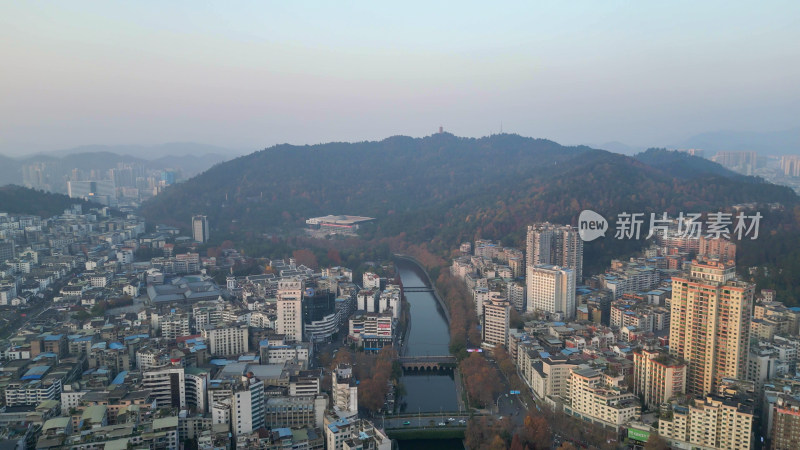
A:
[399,355,457,371]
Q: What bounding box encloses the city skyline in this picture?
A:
[2,2,799,155]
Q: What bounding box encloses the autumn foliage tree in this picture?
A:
[292,249,318,269]
[513,414,552,450]
[436,270,480,356]
[329,347,399,413]
[459,354,501,407]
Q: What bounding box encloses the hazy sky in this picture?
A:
[1,1,798,155]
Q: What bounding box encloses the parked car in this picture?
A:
[438,422,446,426]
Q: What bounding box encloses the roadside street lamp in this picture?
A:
[496,393,505,414]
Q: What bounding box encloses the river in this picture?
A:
[395,259,464,450]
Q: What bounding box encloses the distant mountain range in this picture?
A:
[676,128,800,155]
[0,143,243,187]
[591,128,800,157]
[39,142,245,159]
[138,133,797,274]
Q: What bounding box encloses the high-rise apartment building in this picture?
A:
[482,295,510,347]
[67,180,117,206]
[277,279,304,342]
[231,377,265,437]
[698,236,737,263]
[669,259,754,397]
[527,264,576,319]
[781,155,800,178]
[192,215,210,243]
[185,368,209,414]
[0,241,15,263]
[143,367,186,409]
[633,348,687,409]
[202,324,249,356]
[156,312,191,340]
[506,280,526,312]
[771,394,800,450]
[713,151,759,174]
[526,223,583,283]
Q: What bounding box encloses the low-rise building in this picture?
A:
[565,367,641,430]
[659,394,754,450]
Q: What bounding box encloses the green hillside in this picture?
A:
[139,133,798,275]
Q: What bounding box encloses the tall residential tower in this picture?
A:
[527,264,576,319]
[668,259,754,397]
[277,279,304,342]
[192,215,210,243]
[526,223,583,283]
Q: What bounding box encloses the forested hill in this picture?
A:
[139,133,591,230]
[139,133,798,273]
[0,185,98,217]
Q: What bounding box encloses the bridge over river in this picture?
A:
[398,355,457,371]
[403,286,434,293]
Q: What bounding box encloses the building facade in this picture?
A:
[526,223,583,283]
[202,324,248,357]
[192,215,210,243]
[659,396,754,450]
[482,295,510,347]
[669,260,754,396]
[527,264,576,319]
[633,348,687,409]
[277,279,304,342]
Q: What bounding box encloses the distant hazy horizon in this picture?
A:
[2,1,798,156]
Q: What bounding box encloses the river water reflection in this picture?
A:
[396,260,458,414]
[395,259,463,450]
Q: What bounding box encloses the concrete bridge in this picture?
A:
[399,355,457,371]
[382,412,489,440]
[403,286,434,293]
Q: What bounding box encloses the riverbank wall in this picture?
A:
[394,254,451,324]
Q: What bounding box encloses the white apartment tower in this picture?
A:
[526,223,583,283]
[142,367,186,409]
[277,279,304,342]
[202,324,249,356]
[527,264,576,319]
[192,215,210,243]
[232,377,266,437]
[482,295,511,347]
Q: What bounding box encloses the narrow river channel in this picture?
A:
[395,259,464,450]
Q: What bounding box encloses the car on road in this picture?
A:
[403,421,411,426]
[438,422,446,426]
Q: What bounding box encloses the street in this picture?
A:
[485,357,527,426]
[381,413,473,429]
